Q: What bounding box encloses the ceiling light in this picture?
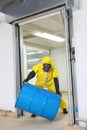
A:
[35,32,65,42]
[27,50,49,55]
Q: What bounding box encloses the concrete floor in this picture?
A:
[0,93,85,130]
[0,111,85,130]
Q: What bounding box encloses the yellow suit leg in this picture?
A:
[60,97,67,109]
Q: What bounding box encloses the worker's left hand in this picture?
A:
[23,79,27,84]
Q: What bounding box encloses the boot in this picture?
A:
[63,108,68,114]
[31,114,36,117]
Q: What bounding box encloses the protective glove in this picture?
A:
[23,79,27,84]
[23,71,36,84]
[58,91,62,97]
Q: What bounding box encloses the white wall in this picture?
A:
[0,23,15,111]
[73,0,87,127]
[51,46,67,91]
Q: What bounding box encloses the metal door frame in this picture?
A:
[12,6,77,126]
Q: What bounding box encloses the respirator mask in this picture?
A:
[43,63,51,72]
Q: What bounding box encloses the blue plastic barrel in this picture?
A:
[15,83,61,121]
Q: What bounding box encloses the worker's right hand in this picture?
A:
[58,91,62,97]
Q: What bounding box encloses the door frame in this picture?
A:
[12,6,77,126]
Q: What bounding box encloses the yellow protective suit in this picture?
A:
[32,56,67,110]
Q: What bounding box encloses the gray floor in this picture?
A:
[0,93,85,130]
[0,111,85,130]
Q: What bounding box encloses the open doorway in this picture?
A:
[21,9,67,91]
[14,7,76,126]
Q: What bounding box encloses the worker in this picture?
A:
[23,56,68,117]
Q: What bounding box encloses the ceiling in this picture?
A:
[0,0,65,49]
[22,10,65,50]
[0,0,65,22]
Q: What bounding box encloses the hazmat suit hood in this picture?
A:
[41,56,53,72]
[41,56,53,65]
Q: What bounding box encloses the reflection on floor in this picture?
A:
[0,93,85,130]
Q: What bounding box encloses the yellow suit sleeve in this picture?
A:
[32,63,42,73]
[32,64,39,73]
[53,66,59,78]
